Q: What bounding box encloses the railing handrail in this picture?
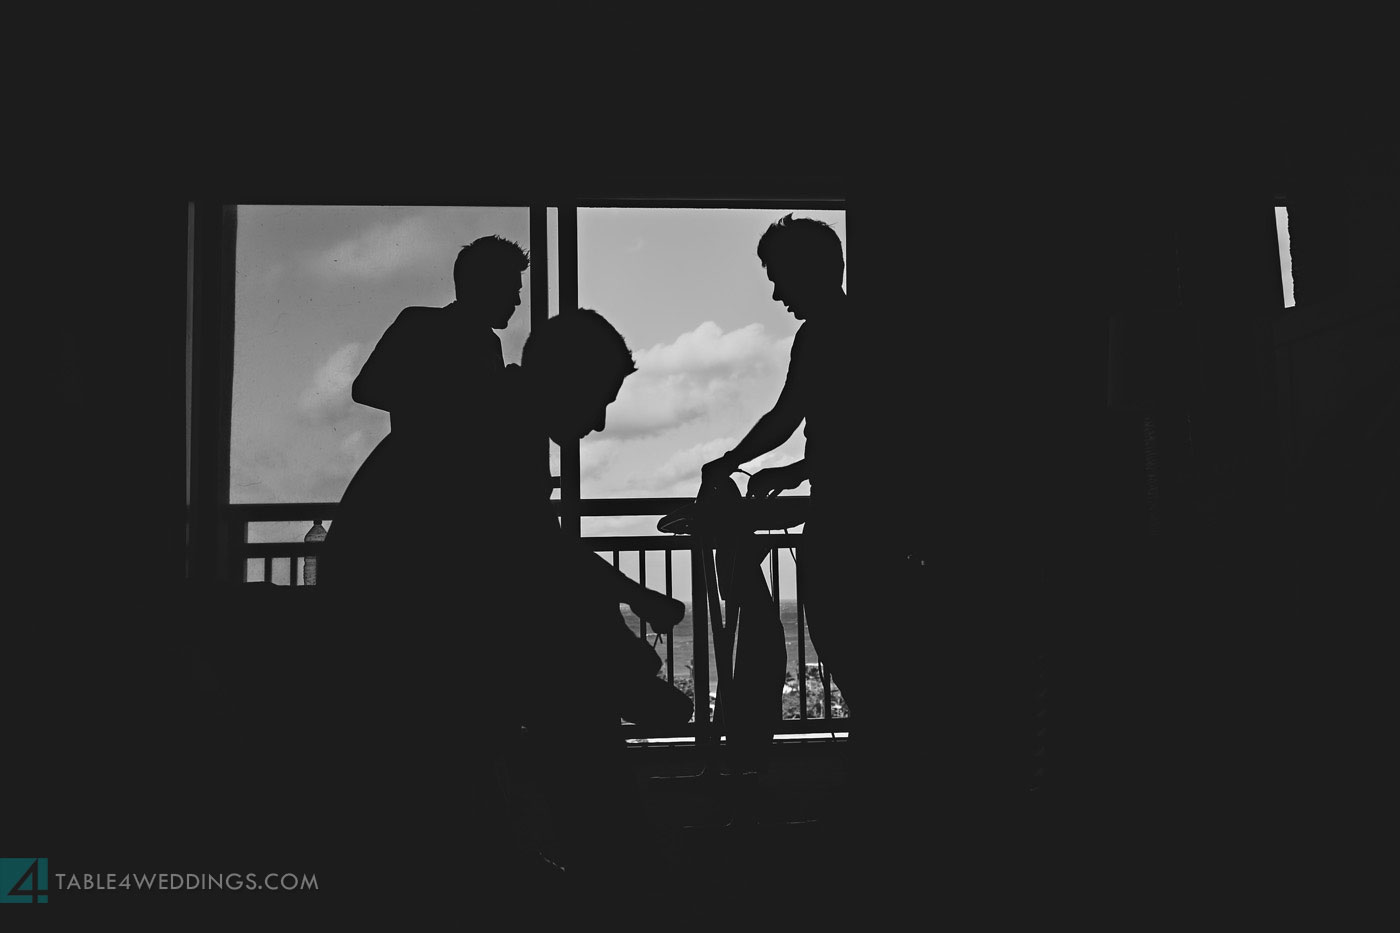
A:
[224,499,844,740]
[226,495,812,522]
[226,502,340,521]
[238,534,805,557]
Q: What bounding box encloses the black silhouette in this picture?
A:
[463,308,693,890]
[698,215,917,819]
[26,99,1392,919]
[319,294,690,894]
[319,235,529,591]
[658,475,806,781]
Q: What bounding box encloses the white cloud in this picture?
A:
[306,216,442,281]
[579,514,658,537]
[604,322,792,440]
[580,438,620,481]
[640,437,735,492]
[232,413,389,505]
[636,321,783,377]
[602,439,808,499]
[606,374,719,439]
[298,343,362,424]
[339,429,372,464]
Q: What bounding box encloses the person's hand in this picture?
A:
[700,455,738,488]
[746,464,801,499]
[628,588,686,634]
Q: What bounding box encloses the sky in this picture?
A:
[232,205,846,597]
[232,206,534,508]
[233,204,1292,598]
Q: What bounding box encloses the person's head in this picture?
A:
[454,236,530,328]
[521,308,638,443]
[756,214,845,320]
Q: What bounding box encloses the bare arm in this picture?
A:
[702,377,805,482]
[746,458,809,498]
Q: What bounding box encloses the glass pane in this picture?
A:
[575,207,844,538]
[548,206,560,317]
[1276,205,1295,309]
[231,205,530,504]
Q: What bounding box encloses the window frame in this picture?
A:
[187,182,845,582]
[558,195,847,539]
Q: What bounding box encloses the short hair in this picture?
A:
[756,214,844,286]
[522,308,638,389]
[454,235,530,297]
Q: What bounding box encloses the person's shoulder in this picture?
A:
[381,305,427,329]
[384,306,453,339]
[397,305,445,321]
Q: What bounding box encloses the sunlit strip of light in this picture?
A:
[1275,206,1295,309]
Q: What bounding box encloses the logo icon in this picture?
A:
[1,859,48,904]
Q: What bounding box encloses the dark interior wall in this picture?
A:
[1270,133,1398,803]
[1088,112,1397,823]
[18,85,1392,858]
[1286,144,1398,467]
[927,94,1396,823]
[22,193,189,833]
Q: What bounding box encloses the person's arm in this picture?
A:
[745,458,809,498]
[352,309,419,413]
[701,376,806,484]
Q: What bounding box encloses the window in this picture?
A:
[568,205,848,728]
[230,205,534,555]
[570,207,846,523]
[212,194,850,729]
[1276,205,1295,309]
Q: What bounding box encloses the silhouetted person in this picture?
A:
[664,470,794,780]
[319,234,529,592]
[699,214,914,819]
[316,292,689,900]
[462,308,691,897]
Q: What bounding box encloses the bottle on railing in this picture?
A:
[303,519,327,585]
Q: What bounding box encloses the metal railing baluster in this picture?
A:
[692,545,710,732]
[664,550,675,685]
[823,665,832,726]
[636,549,646,638]
[797,565,808,721]
[769,544,785,720]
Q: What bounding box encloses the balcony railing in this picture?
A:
[225,500,848,744]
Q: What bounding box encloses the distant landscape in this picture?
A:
[624,599,848,721]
